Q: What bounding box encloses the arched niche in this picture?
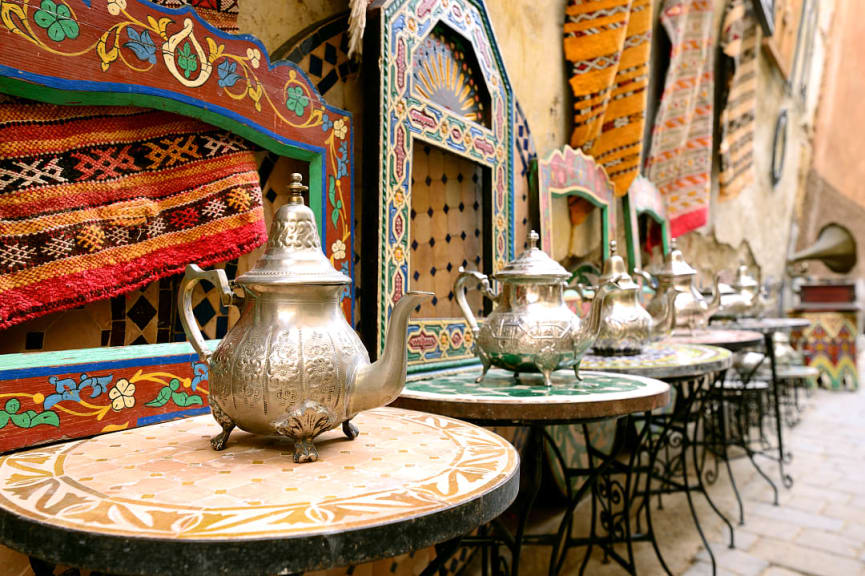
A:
[362,0,516,371]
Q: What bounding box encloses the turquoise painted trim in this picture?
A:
[0,341,219,377]
[407,357,481,375]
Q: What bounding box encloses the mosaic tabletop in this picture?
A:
[582,342,732,380]
[0,408,519,576]
[667,329,764,351]
[395,369,670,424]
[711,317,811,334]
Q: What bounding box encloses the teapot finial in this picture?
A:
[528,230,539,249]
[610,240,618,254]
[287,173,309,205]
[670,237,678,250]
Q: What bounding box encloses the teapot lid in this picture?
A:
[599,241,638,289]
[493,231,570,282]
[234,174,351,286]
[732,262,759,289]
[654,238,696,278]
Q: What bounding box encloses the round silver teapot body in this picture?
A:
[649,276,715,330]
[476,282,585,379]
[594,291,652,355]
[208,284,367,437]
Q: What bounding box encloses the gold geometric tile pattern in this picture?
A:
[0,408,517,540]
[410,145,485,319]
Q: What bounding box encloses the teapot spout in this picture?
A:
[706,272,723,318]
[349,291,432,415]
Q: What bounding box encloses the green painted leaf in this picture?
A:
[9,410,60,428]
[58,17,78,40]
[46,21,65,42]
[331,209,339,228]
[177,42,198,79]
[328,176,335,205]
[0,412,8,429]
[30,411,60,427]
[336,199,342,210]
[34,10,54,28]
[145,386,171,407]
[55,3,70,17]
[171,392,202,407]
[169,378,180,392]
[4,399,20,414]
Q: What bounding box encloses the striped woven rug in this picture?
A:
[645,0,715,237]
[0,0,265,330]
[719,0,759,200]
[564,0,652,227]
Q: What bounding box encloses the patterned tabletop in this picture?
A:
[582,342,732,380]
[395,369,670,423]
[0,408,519,576]
[667,329,764,351]
[711,317,811,334]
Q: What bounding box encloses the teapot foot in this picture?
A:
[342,419,359,440]
[293,439,319,463]
[210,425,235,451]
[541,369,553,387]
[210,400,236,451]
[573,363,584,383]
[475,360,491,383]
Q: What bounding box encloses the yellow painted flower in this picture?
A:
[393,245,405,263]
[333,118,348,140]
[393,189,405,206]
[463,330,473,348]
[246,47,261,69]
[107,0,126,16]
[439,330,450,351]
[331,239,346,260]
[109,379,135,411]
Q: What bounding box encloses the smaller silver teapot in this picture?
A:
[179,174,430,462]
[641,239,721,332]
[590,241,677,355]
[454,231,612,386]
[718,263,766,317]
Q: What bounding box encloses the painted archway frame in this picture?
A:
[0,0,355,318]
[536,145,615,263]
[623,175,671,274]
[363,0,515,370]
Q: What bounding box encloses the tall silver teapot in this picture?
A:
[179,174,430,462]
[717,263,767,317]
[454,231,612,386]
[640,239,721,331]
[590,242,677,355]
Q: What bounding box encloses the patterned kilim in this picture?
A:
[646,0,715,237]
[563,0,652,227]
[719,0,759,200]
[0,0,265,330]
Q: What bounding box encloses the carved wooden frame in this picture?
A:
[363,0,515,371]
[536,145,614,262]
[623,175,670,274]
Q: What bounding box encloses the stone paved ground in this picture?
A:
[482,384,865,576]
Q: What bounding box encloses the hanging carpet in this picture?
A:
[719,0,759,200]
[0,0,265,330]
[645,0,715,237]
[563,0,652,226]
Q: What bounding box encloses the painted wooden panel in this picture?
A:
[0,0,355,318]
[623,174,670,274]
[789,309,859,390]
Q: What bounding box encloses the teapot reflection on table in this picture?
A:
[179,174,431,462]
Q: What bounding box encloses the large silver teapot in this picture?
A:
[640,239,721,331]
[591,242,677,355]
[179,174,430,462]
[454,231,612,386]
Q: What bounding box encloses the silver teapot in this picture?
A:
[454,231,612,386]
[718,263,766,317]
[640,239,721,331]
[590,242,677,355]
[179,174,430,462]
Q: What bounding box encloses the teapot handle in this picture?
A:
[454,267,495,335]
[178,264,235,363]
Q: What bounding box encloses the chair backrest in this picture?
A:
[0,0,354,453]
[623,175,670,273]
[536,145,615,261]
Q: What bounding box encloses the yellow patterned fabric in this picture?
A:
[564,0,652,210]
[646,0,715,237]
[719,0,759,200]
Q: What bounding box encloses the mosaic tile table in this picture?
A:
[583,342,734,574]
[396,369,671,575]
[0,407,519,576]
[667,329,764,352]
